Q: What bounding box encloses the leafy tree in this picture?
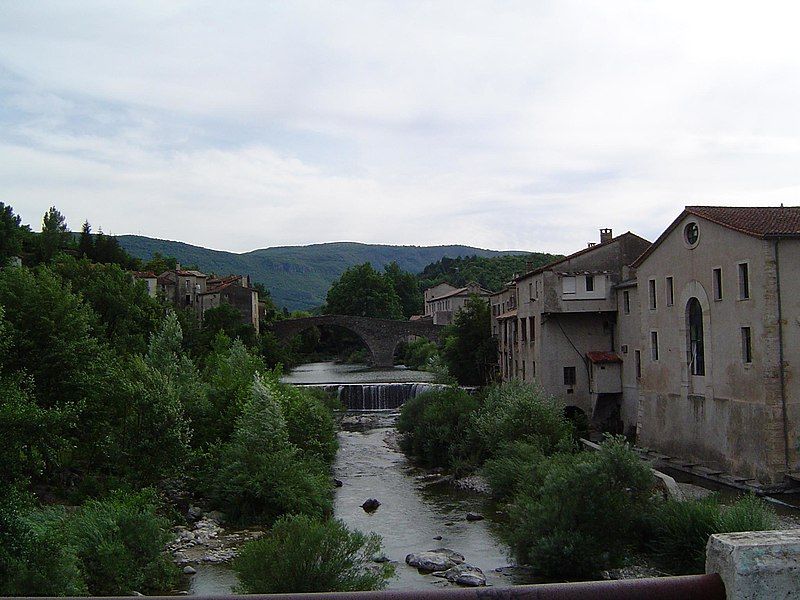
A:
[39,206,70,262]
[53,256,163,354]
[141,251,177,274]
[418,252,560,293]
[77,220,94,258]
[383,261,422,318]
[0,203,29,265]
[234,515,393,593]
[441,295,497,385]
[325,263,402,319]
[93,229,136,267]
[201,303,257,349]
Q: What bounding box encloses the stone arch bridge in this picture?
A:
[270,315,445,367]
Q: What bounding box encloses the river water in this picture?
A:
[190,362,513,594]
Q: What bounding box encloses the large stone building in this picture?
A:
[423,281,491,325]
[492,207,800,486]
[491,229,651,430]
[632,206,800,484]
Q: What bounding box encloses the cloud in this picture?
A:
[2,1,800,254]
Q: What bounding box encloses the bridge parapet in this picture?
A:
[270,315,445,367]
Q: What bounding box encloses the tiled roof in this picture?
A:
[632,205,800,267]
[586,351,622,364]
[496,309,518,320]
[132,271,157,278]
[429,282,492,301]
[685,206,800,238]
[175,269,208,278]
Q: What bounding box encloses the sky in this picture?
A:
[2,1,800,255]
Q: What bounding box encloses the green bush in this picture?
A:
[401,338,439,370]
[67,489,178,595]
[233,514,393,593]
[397,387,480,469]
[482,441,544,501]
[507,437,654,580]
[473,381,575,460]
[649,493,777,574]
[0,487,86,596]
[204,375,334,525]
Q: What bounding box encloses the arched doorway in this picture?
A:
[687,297,705,376]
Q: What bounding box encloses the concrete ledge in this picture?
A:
[706,530,800,599]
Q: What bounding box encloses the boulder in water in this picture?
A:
[333,478,344,488]
[432,563,486,587]
[405,548,465,572]
[361,498,381,512]
[372,552,390,563]
[465,512,484,521]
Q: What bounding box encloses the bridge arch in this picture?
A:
[270,315,444,367]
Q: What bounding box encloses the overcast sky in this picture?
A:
[2,1,800,254]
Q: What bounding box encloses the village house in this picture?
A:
[496,229,651,430]
[632,206,800,484]
[423,281,491,325]
[131,271,158,297]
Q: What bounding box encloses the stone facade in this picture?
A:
[424,281,491,325]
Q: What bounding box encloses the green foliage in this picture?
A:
[203,374,335,524]
[648,493,777,574]
[473,381,575,459]
[39,206,71,263]
[400,338,439,370]
[78,220,94,258]
[53,255,163,354]
[507,437,655,580]
[419,252,560,293]
[397,387,480,469]
[201,303,257,348]
[482,441,544,501]
[0,486,87,596]
[234,514,393,593]
[67,489,178,595]
[441,295,497,385]
[0,202,30,266]
[383,261,422,318]
[325,262,403,319]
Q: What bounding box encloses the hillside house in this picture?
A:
[424,281,491,325]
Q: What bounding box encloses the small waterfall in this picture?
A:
[304,382,447,410]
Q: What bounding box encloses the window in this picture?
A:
[621,344,629,354]
[650,331,659,361]
[529,282,533,300]
[585,275,594,292]
[563,276,576,294]
[563,366,576,386]
[529,316,535,343]
[532,361,536,378]
[685,222,699,245]
[738,262,750,300]
[635,350,642,379]
[520,318,527,342]
[649,279,657,310]
[713,268,723,301]
[522,361,526,380]
[741,327,752,363]
[687,298,705,376]
[623,290,630,314]
[666,277,674,306]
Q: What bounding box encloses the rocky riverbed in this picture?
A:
[168,509,263,569]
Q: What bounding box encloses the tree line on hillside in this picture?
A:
[0,202,393,595]
[418,253,560,293]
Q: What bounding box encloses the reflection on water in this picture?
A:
[282,361,436,385]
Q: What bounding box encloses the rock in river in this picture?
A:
[432,563,486,587]
[465,512,484,521]
[361,498,381,512]
[405,548,465,572]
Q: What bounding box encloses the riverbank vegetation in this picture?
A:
[0,203,391,595]
[396,381,778,581]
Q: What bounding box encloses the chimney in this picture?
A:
[175,262,181,271]
[600,228,613,243]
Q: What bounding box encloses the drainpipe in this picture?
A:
[774,239,790,471]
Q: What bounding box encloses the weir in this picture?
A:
[300,382,447,410]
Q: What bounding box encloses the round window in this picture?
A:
[684,222,699,246]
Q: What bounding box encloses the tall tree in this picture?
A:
[324,263,403,319]
[383,262,422,318]
[441,295,497,386]
[39,206,70,262]
[77,221,94,258]
[0,203,29,266]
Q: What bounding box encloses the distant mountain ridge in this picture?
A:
[117,236,529,311]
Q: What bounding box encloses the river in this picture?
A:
[190,362,514,594]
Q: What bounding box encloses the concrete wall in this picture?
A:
[616,283,642,436]
[636,214,795,482]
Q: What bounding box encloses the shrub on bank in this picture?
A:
[507,436,654,580]
[473,381,575,460]
[648,493,777,574]
[400,338,439,370]
[233,514,394,593]
[203,374,335,525]
[482,440,545,501]
[397,387,480,469]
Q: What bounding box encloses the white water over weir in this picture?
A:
[300,382,448,410]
